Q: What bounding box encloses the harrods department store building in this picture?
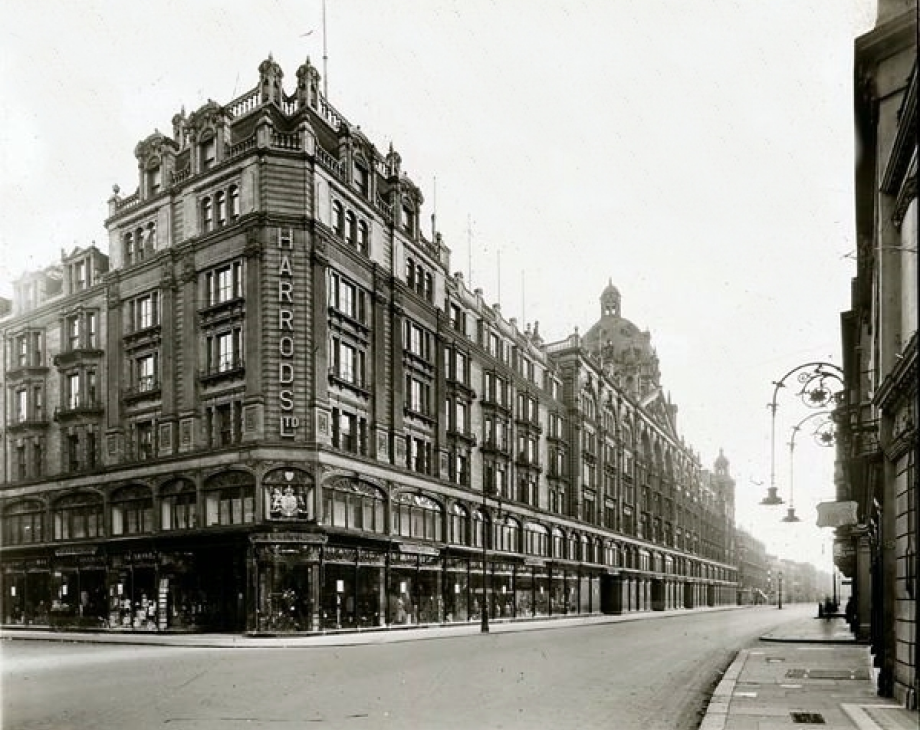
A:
[0,57,738,633]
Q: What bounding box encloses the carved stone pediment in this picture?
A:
[187,101,228,135]
[134,132,178,164]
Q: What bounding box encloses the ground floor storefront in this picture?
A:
[1,531,738,634]
[1,536,248,632]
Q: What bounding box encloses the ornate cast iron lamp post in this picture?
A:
[781,410,836,523]
[480,485,503,633]
[481,485,490,633]
[761,362,843,509]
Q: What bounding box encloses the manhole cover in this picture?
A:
[809,669,869,680]
[791,712,826,724]
[785,669,869,680]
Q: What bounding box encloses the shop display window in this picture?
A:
[323,561,357,630]
[445,559,469,622]
[3,570,50,625]
[259,562,312,632]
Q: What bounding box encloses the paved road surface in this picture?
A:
[1,604,814,730]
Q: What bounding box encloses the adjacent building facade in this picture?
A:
[836,0,917,706]
[1,57,738,634]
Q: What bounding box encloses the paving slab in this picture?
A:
[700,616,917,730]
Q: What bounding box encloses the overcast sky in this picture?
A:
[0,0,879,569]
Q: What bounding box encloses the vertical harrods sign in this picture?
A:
[277,227,300,438]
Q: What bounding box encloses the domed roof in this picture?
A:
[583,281,652,358]
[582,280,660,393]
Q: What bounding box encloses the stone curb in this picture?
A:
[698,648,747,730]
[760,635,863,645]
[1,604,744,649]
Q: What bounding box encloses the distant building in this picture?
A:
[837,0,917,705]
[735,528,769,604]
[1,57,737,633]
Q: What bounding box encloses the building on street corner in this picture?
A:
[1,56,739,634]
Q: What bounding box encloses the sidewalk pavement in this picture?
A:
[700,614,918,730]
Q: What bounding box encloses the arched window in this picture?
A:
[472,508,488,548]
[604,541,617,566]
[216,190,226,226]
[332,201,344,237]
[392,491,443,541]
[3,500,45,545]
[53,492,103,540]
[124,232,135,265]
[264,468,314,521]
[160,479,197,531]
[144,222,157,252]
[228,185,240,220]
[110,485,154,535]
[135,227,147,261]
[345,211,356,244]
[323,479,385,533]
[405,257,415,289]
[423,272,433,302]
[567,533,579,561]
[448,503,469,545]
[201,196,213,232]
[357,221,369,254]
[203,471,255,526]
[552,527,565,558]
[580,535,590,562]
[495,516,521,553]
[523,522,549,556]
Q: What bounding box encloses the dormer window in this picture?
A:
[200,134,216,171]
[146,163,161,197]
[354,163,368,197]
[69,259,89,291]
[402,204,415,236]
